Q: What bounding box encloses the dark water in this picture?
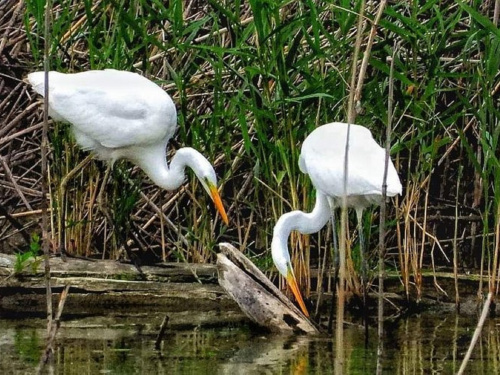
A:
[1,311,499,374]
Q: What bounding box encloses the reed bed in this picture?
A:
[0,0,499,304]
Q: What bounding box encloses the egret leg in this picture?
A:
[327,199,339,333]
[356,207,368,334]
[97,164,113,224]
[108,166,143,273]
[331,208,339,257]
[355,208,366,291]
[58,154,93,258]
[326,198,339,269]
[95,164,118,259]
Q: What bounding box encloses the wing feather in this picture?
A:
[300,122,402,198]
[29,70,177,149]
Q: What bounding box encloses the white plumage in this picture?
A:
[272,122,402,317]
[299,122,402,205]
[28,69,228,224]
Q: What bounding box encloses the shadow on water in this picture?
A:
[1,310,500,374]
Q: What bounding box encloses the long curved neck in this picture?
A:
[272,191,331,263]
[137,146,201,191]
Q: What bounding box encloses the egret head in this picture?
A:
[271,235,310,317]
[191,157,229,225]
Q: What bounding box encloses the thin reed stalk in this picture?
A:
[453,166,463,309]
[41,0,52,336]
[457,292,494,375]
[376,46,397,375]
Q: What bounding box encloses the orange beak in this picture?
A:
[286,267,309,317]
[209,184,229,225]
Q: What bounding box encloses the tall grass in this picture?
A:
[12,1,498,301]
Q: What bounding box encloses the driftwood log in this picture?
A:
[217,242,319,334]
[0,253,246,327]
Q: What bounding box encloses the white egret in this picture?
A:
[272,122,402,317]
[28,69,228,226]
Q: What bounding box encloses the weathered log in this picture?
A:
[0,254,219,282]
[217,242,319,334]
[0,254,244,320]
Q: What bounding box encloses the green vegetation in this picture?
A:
[14,233,41,274]
[0,1,498,301]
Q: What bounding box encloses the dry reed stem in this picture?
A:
[494,0,500,26]
[40,0,53,337]
[401,183,418,298]
[492,202,500,293]
[453,167,462,307]
[354,0,387,105]
[133,16,255,69]
[387,230,495,254]
[336,0,366,369]
[0,208,51,219]
[37,284,71,370]
[137,190,189,248]
[0,81,23,113]
[59,1,103,45]
[154,314,170,351]
[0,0,23,56]
[419,177,431,288]
[376,45,396,375]
[457,292,493,375]
[347,1,365,124]
[0,102,39,138]
[429,240,448,296]
[0,121,44,146]
[0,155,32,209]
[0,179,43,197]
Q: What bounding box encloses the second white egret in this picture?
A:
[272,122,402,317]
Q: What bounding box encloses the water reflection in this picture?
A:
[0,312,499,374]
